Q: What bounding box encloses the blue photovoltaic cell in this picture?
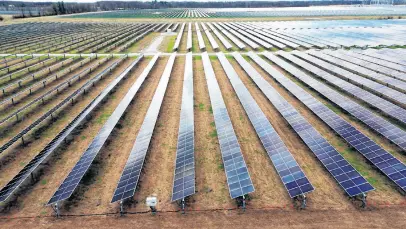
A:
[201,52,254,199]
[263,52,406,193]
[171,52,195,202]
[111,53,175,203]
[248,52,374,197]
[0,56,144,203]
[222,52,314,198]
[47,56,145,205]
[278,51,406,152]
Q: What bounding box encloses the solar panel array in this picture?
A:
[324,50,406,83]
[47,55,154,205]
[262,52,406,193]
[308,50,406,93]
[277,51,406,151]
[111,53,175,203]
[171,52,195,202]
[206,22,232,50]
[291,51,406,108]
[342,51,406,73]
[223,52,314,198]
[201,23,219,51]
[213,23,246,50]
[248,52,374,197]
[0,56,120,154]
[0,56,144,202]
[201,52,254,199]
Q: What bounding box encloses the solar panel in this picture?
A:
[291,50,406,108]
[47,55,158,206]
[277,51,406,151]
[222,52,314,198]
[195,23,206,50]
[248,52,374,197]
[201,52,254,199]
[171,52,195,202]
[111,53,176,203]
[0,56,144,203]
[186,23,192,51]
[262,52,406,193]
[173,23,185,51]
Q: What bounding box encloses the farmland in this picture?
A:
[0,8,406,229]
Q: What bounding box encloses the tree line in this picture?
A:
[1,0,406,19]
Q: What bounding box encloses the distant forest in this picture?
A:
[1,0,405,18]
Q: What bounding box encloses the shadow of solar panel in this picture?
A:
[277,51,406,152]
[46,56,149,206]
[227,52,314,198]
[248,52,374,197]
[111,53,176,203]
[201,52,254,199]
[171,52,195,202]
[0,55,144,203]
[263,52,406,193]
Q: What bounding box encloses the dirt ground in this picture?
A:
[0,55,405,228]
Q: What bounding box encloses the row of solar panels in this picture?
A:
[167,21,406,53]
[1,51,405,210]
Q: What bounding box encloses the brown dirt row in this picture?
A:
[2,206,406,229]
[123,32,158,53]
[191,57,234,210]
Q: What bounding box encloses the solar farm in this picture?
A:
[1,6,406,229]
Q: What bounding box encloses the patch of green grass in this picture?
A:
[198,103,205,111]
[209,55,218,60]
[209,130,217,138]
[208,106,213,114]
[325,103,342,114]
[81,135,87,140]
[218,163,224,171]
[210,121,215,127]
[40,211,47,215]
[166,35,177,53]
[194,55,202,60]
[41,179,47,185]
[19,162,25,166]
[284,47,293,52]
[96,112,110,124]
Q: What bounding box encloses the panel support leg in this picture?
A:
[150,206,157,215]
[120,200,124,216]
[360,193,367,208]
[181,198,185,214]
[242,195,246,212]
[51,203,60,218]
